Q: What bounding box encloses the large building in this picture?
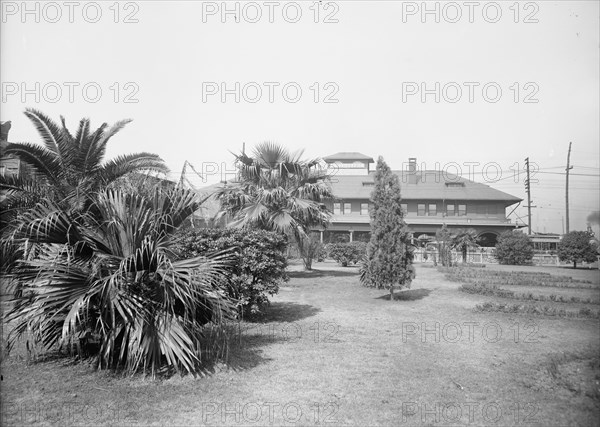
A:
[319,152,525,247]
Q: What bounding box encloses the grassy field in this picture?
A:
[1,261,599,426]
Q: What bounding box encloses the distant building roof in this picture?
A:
[323,152,375,163]
[330,170,522,205]
[0,121,11,142]
[193,182,226,219]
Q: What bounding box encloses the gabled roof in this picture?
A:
[329,170,522,205]
[323,152,374,163]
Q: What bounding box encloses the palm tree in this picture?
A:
[450,228,480,264]
[3,187,236,376]
[435,225,453,266]
[215,142,334,268]
[0,109,168,218]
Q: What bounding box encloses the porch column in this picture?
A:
[349,230,354,242]
[319,230,324,243]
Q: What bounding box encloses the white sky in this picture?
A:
[1,0,599,234]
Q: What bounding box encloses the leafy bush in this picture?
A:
[494,231,534,265]
[326,233,350,244]
[327,241,367,266]
[558,231,599,268]
[173,228,288,315]
[317,245,327,262]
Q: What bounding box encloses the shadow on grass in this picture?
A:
[249,301,321,323]
[5,328,284,380]
[557,266,599,271]
[288,268,359,279]
[376,288,433,301]
[4,303,321,379]
[216,333,282,372]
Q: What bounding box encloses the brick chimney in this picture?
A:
[408,157,417,184]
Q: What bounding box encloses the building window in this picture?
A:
[428,204,437,216]
[458,204,467,216]
[417,204,426,216]
[401,203,408,214]
[361,203,369,215]
[333,203,341,215]
[446,204,455,216]
[344,203,351,215]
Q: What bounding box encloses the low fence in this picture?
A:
[413,249,597,267]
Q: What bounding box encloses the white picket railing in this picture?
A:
[412,249,597,267]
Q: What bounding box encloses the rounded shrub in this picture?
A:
[494,231,534,265]
[173,228,288,316]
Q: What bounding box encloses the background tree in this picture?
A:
[359,157,414,300]
[450,228,479,264]
[558,230,598,268]
[435,225,453,267]
[494,231,534,265]
[297,233,323,271]
[216,142,334,270]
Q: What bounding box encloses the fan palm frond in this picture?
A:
[3,187,237,376]
[218,142,334,235]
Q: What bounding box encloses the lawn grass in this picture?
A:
[1,261,599,426]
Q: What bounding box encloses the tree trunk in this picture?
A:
[390,286,394,301]
[574,261,577,269]
[463,248,467,263]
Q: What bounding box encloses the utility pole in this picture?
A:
[565,142,573,234]
[524,157,533,234]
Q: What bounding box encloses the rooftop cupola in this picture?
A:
[323,152,374,176]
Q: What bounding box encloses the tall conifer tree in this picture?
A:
[360,157,415,300]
